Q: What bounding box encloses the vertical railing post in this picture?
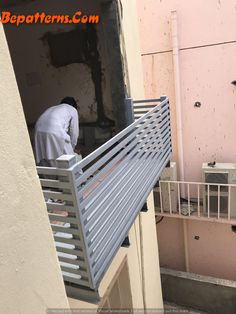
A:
[160,182,163,214]
[178,182,181,215]
[197,184,200,217]
[228,185,231,220]
[207,184,210,218]
[218,185,220,219]
[168,182,172,214]
[124,98,135,126]
[56,154,78,228]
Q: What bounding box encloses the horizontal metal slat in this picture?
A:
[88,150,170,262]
[46,202,77,213]
[86,141,170,248]
[56,246,84,258]
[37,167,70,177]
[62,273,90,287]
[77,112,169,200]
[60,265,89,278]
[49,213,78,224]
[82,128,171,224]
[75,105,169,186]
[88,138,171,254]
[43,190,74,202]
[57,255,86,268]
[51,224,81,236]
[75,99,169,170]
[54,235,81,246]
[40,178,71,189]
[78,115,170,208]
[93,147,172,280]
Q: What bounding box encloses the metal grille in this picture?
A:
[37,96,172,293]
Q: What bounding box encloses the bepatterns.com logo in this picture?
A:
[0,11,100,26]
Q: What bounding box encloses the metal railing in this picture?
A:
[37,96,172,296]
[155,180,236,223]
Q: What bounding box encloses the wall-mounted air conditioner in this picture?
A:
[202,163,236,218]
[154,162,177,213]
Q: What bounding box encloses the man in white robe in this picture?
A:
[34,97,79,167]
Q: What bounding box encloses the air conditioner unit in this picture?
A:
[154,162,177,213]
[202,163,236,218]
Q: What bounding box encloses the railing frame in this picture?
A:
[156,180,236,224]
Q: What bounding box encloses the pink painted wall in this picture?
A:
[137,0,236,281]
[157,217,236,281]
[156,218,186,271]
[138,0,236,181]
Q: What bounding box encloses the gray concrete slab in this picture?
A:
[161,268,236,314]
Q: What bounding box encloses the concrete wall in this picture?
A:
[4,0,113,141]
[0,23,69,314]
[137,0,236,281]
[138,0,236,181]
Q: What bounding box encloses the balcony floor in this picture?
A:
[164,302,209,314]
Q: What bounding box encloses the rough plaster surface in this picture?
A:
[4,0,113,133]
[0,23,69,314]
[161,268,236,314]
[137,0,236,281]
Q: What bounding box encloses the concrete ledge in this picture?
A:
[161,268,236,314]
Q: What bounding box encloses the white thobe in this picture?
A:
[34,103,79,165]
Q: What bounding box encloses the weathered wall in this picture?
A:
[157,217,236,281]
[0,23,69,314]
[138,0,236,181]
[4,0,113,141]
[137,0,236,281]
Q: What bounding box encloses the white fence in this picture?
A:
[155,180,236,223]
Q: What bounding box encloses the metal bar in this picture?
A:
[208,184,210,218]
[197,184,200,217]
[160,183,163,214]
[77,119,169,198]
[62,274,90,287]
[76,99,169,170]
[83,137,171,231]
[168,182,172,214]
[80,129,171,215]
[86,140,171,245]
[133,98,161,103]
[46,202,77,213]
[60,265,88,278]
[228,185,231,220]
[54,235,81,246]
[159,180,234,187]
[40,179,70,189]
[157,212,236,225]
[93,148,172,281]
[218,185,220,219]
[178,183,181,215]
[188,184,190,216]
[76,107,169,185]
[51,225,81,236]
[48,214,78,224]
[57,255,86,268]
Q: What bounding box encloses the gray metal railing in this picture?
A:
[37,96,172,297]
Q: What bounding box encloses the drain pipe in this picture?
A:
[171,10,189,272]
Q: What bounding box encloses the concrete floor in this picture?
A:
[164,302,209,314]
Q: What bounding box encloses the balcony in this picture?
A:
[37,96,172,301]
[155,180,236,224]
